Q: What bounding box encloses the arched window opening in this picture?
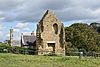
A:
[53,23,58,34]
[59,26,64,47]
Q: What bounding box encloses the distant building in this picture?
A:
[4,40,9,44]
[12,40,21,47]
[36,10,65,55]
[3,40,20,46]
[21,31,36,50]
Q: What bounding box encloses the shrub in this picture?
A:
[0,43,30,55]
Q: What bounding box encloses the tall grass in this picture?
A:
[0,53,100,67]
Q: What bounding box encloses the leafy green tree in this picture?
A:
[65,23,100,52]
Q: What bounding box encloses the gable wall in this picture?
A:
[36,10,65,55]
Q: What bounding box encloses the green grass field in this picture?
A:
[0,53,100,67]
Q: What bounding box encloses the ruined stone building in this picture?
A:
[36,10,65,55]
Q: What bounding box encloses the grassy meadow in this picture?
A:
[0,53,100,67]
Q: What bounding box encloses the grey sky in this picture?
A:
[0,0,100,22]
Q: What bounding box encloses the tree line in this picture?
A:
[65,22,100,53]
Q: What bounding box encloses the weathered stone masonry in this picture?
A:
[36,10,65,55]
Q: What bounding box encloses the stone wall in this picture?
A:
[36,10,65,55]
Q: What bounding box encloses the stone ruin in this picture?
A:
[36,10,65,55]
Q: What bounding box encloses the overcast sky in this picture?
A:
[0,0,100,41]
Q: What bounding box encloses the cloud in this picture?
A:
[0,23,4,38]
[15,22,29,29]
[0,25,3,30]
[0,0,100,22]
[6,33,10,37]
[13,29,20,32]
[14,22,30,32]
[0,31,3,37]
[23,28,30,31]
[0,0,23,11]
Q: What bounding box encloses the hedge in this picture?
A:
[0,44,33,55]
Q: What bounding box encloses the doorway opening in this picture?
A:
[48,43,55,53]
